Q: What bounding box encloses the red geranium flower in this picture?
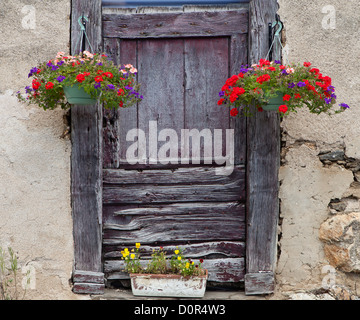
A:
[217,98,225,105]
[283,94,291,101]
[230,108,239,117]
[32,79,41,90]
[303,62,311,67]
[45,82,54,90]
[76,74,85,82]
[103,72,113,79]
[279,105,288,113]
[95,76,104,82]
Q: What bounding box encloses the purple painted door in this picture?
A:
[101,8,249,286]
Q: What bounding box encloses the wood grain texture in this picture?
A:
[245,0,280,295]
[103,165,245,185]
[71,0,104,294]
[103,241,245,259]
[103,10,248,38]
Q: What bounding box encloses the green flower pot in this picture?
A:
[263,92,283,111]
[63,84,98,105]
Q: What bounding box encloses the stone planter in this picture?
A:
[63,84,98,105]
[129,270,208,298]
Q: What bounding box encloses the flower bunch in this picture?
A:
[169,247,204,277]
[121,243,204,277]
[218,59,349,117]
[17,51,143,110]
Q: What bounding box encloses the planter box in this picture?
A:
[129,270,208,298]
[63,84,98,105]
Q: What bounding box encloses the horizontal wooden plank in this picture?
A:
[103,201,245,222]
[103,165,245,185]
[72,283,105,295]
[103,180,245,204]
[244,272,275,295]
[102,9,248,38]
[104,257,245,282]
[103,241,245,258]
[72,270,105,284]
[103,211,245,243]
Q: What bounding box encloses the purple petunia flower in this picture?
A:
[219,91,225,97]
[97,62,103,66]
[25,86,32,93]
[331,93,337,99]
[340,103,350,109]
[324,98,332,104]
[51,65,59,71]
[281,70,288,75]
[56,75,66,83]
[125,85,133,90]
[274,60,281,64]
[297,81,306,87]
[288,83,295,89]
[94,83,101,89]
[57,60,65,66]
[107,84,115,90]
[327,85,335,93]
[28,67,38,78]
[47,62,53,67]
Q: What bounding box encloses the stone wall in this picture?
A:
[0,0,79,299]
[275,0,360,299]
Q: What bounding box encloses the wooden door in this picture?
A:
[101,7,249,286]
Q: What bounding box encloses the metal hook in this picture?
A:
[271,19,283,38]
[78,15,89,31]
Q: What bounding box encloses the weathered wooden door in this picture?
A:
[101,6,249,286]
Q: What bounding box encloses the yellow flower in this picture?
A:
[136,243,141,248]
[131,253,135,259]
[185,262,190,269]
[177,256,181,261]
[174,250,179,255]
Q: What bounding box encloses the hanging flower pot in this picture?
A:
[17,51,143,110]
[63,84,98,105]
[262,91,283,111]
[218,59,349,117]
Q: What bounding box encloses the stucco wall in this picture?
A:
[1,0,359,300]
[276,0,360,299]
[0,0,78,299]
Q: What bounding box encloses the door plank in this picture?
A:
[103,10,249,38]
[103,241,245,259]
[137,38,185,164]
[103,165,245,185]
[103,180,245,204]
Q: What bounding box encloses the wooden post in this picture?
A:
[245,0,280,295]
[70,0,104,294]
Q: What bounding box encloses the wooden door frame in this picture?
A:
[70,0,280,295]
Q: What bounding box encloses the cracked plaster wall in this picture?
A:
[275,0,360,299]
[0,1,81,299]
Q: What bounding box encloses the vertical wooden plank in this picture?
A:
[137,39,185,164]
[184,37,229,163]
[229,33,248,165]
[103,38,138,168]
[245,0,280,295]
[71,0,104,294]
